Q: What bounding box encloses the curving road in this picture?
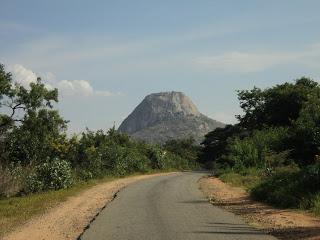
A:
[80,172,277,240]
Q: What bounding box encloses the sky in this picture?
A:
[1,0,320,133]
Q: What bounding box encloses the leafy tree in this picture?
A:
[226,127,290,171]
[163,137,200,164]
[0,74,58,131]
[200,125,246,166]
[291,89,320,165]
[0,64,67,165]
[5,109,68,165]
[237,77,318,129]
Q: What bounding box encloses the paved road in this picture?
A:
[81,172,277,240]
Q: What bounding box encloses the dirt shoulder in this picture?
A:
[199,176,320,240]
[2,172,173,240]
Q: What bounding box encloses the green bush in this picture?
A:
[149,146,167,169]
[124,149,150,173]
[312,193,320,216]
[219,168,263,190]
[164,151,196,170]
[226,127,290,171]
[227,137,259,170]
[25,159,73,193]
[80,146,104,179]
[251,164,320,209]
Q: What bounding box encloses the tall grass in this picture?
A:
[0,165,27,198]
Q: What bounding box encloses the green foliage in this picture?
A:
[0,75,58,131]
[4,110,68,165]
[163,137,200,168]
[219,168,263,190]
[202,77,320,215]
[312,193,320,216]
[0,164,25,198]
[149,146,167,169]
[0,63,199,198]
[113,147,149,175]
[227,137,259,170]
[0,64,12,98]
[237,77,318,129]
[251,164,320,209]
[25,159,73,193]
[203,77,320,169]
[200,125,246,167]
[164,151,195,170]
[225,127,290,171]
[0,64,66,166]
[291,89,320,165]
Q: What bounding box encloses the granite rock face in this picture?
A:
[118,91,225,144]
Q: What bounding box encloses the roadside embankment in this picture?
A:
[200,176,320,240]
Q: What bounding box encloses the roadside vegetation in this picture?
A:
[0,63,200,234]
[201,77,320,216]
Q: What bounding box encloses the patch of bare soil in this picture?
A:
[200,176,320,240]
[3,173,172,240]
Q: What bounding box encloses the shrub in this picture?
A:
[250,168,300,208]
[111,147,150,176]
[164,151,196,170]
[25,159,73,193]
[79,146,104,179]
[0,164,25,197]
[226,127,290,171]
[124,149,150,173]
[251,164,320,209]
[219,168,264,190]
[149,146,167,169]
[227,137,259,170]
[312,193,320,216]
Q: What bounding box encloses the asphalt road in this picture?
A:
[81,172,277,240]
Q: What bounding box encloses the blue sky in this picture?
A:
[1,0,320,133]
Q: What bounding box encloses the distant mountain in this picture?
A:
[118,91,225,144]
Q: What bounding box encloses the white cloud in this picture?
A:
[193,43,320,73]
[7,64,37,88]
[7,64,118,97]
[57,80,117,97]
[2,24,243,70]
[194,51,303,73]
[57,80,93,96]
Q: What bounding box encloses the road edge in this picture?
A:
[2,172,175,240]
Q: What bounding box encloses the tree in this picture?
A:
[163,137,200,163]
[0,65,58,131]
[291,89,320,165]
[200,125,246,166]
[237,77,318,129]
[0,63,67,165]
[5,109,68,165]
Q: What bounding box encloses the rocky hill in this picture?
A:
[118,91,225,144]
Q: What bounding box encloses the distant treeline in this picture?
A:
[201,77,320,215]
[0,64,200,197]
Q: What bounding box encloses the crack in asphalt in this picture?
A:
[76,188,123,240]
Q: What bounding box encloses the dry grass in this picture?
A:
[0,175,115,237]
[0,165,24,198]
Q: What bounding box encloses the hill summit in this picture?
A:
[118,91,225,144]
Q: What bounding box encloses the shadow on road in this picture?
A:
[210,200,320,240]
[191,222,270,236]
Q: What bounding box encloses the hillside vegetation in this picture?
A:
[201,77,320,215]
